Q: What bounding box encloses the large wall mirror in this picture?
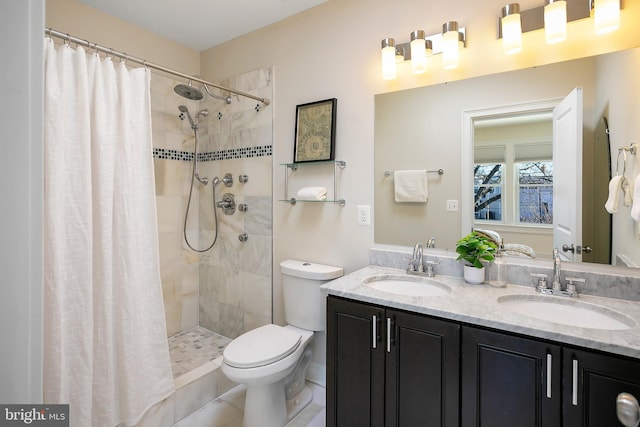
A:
[374,47,640,269]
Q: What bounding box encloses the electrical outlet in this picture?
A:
[446,200,459,212]
[357,205,371,226]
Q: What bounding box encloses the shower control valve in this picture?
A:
[221,173,233,187]
[216,193,236,215]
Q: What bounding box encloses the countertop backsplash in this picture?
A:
[370,245,640,302]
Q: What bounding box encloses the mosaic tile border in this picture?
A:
[153,145,272,162]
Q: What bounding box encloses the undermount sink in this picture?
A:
[363,274,451,297]
[497,294,636,331]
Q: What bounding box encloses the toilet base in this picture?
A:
[243,380,287,427]
[241,382,313,427]
[286,385,313,422]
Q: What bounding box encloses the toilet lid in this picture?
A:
[223,324,302,368]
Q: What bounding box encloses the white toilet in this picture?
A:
[222,259,343,427]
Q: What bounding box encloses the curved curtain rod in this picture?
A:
[45,27,270,105]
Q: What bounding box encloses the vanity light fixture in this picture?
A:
[381,24,466,80]
[381,38,397,80]
[544,0,567,44]
[410,30,428,74]
[592,0,620,34]
[497,0,621,55]
[395,46,406,63]
[442,21,462,69]
[501,3,523,54]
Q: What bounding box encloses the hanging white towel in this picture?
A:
[622,175,633,207]
[296,186,327,200]
[394,170,428,202]
[632,174,640,222]
[605,175,623,213]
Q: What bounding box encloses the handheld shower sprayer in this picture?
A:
[178,105,210,185]
[178,105,195,127]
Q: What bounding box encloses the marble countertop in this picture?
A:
[321,265,640,359]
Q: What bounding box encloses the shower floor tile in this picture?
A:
[169,326,231,379]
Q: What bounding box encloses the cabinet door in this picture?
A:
[327,296,385,427]
[563,347,640,427]
[462,327,562,427]
[385,309,460,427]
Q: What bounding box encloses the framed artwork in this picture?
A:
[293,98,337,163]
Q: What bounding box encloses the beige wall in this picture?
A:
[46,0,200,75]
[200,0,640,324]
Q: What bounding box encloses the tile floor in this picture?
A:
[173,383,326,427]
[169,327,231,379]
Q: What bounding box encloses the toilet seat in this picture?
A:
[223,324,301,368]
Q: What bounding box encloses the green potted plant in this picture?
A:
[455,231,498,284]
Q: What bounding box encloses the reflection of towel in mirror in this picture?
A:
[394,170,428,202]
[632,174,640,222]
[296,186,327,200]
[605,175,632,213]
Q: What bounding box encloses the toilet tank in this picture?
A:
[280,260,343,331]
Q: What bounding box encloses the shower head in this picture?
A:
[174,80,204,101]
[178,105,195,127]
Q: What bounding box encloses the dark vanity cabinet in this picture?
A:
[327,295,640,426]
[462,326,640,426]
[563,347,640,427]
[327,296,460,427]
[461,326,562,427]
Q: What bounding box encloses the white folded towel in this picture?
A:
[605,175,623,213]
[296,186,327,201]
[632,174,640,222]
[394,170,428,203]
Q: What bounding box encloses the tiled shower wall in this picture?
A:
[150,68,273,339]
[197,68,274,339]
[151,74,201,337]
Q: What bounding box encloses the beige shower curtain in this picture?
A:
[43,37,174,426]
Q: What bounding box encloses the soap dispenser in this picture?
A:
[487,245,507,288]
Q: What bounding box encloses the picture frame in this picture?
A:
[293,98,337,163]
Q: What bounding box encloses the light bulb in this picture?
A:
[594,0,620,34]
[410,30,427,74]
[381,38,396,80]
[442,22,460,70]
[502,4,522,55]
[545,0,567,44]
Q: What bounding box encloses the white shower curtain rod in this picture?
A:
[45,27,271,105]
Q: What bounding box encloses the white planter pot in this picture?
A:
[463,265,485,285]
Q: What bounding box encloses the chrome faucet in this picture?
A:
[552,247,562,291]
[411,243,424,272]
[530,247,582,297]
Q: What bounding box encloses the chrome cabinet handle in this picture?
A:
[572,359,579,406]
[386,317,392,353]
[372,315,377,349]
[546,353,552,399]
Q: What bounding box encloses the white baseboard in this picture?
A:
[306,362,325,388]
